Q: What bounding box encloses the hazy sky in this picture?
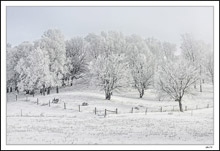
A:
[7,7,213,48]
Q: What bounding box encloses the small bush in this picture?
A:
[82,102,88,106]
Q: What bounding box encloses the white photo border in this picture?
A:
[1,1,219,150]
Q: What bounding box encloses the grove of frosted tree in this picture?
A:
[6,29,214,112]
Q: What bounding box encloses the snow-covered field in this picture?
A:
[6,83,214,144]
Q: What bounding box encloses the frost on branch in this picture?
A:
[180,33,212,92]
[156,59,199,112]
[15,47,52,92]
[34,29,66,93]
[130,53,154,98]
[7,42,34,92]
[206,52,214,84]
[127,39,154,98]
[90,53,130,100]
[65,37,88,83]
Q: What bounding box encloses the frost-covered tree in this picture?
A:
[6,41,34,92]
[145,37,162,58]
[180,33,198,63]
[6,44,16,92]
[90,53,129,100]
[180,33,212,92]
[206,51,214,84]
[126,35,154,98]
[65,37,88,85]
[85,31,126,61]
[161,42,177,61]
[15,47,52,95]
[126,34,150,55]
[145,37,164,95]
[156,59,199,112]
[100,31,127,55]
[196,41,213,91]
[34,29,66,93]
[129,53,154,98]
[146,38,177,61]
[85,33,103,60]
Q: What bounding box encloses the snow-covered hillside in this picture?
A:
[6,83,214,144]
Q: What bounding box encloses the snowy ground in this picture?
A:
[6,83,214,144]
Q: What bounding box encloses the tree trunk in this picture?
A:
[47,87,50,95]
[71,77,73,86]
[10,87,12,92]
[140,89,144,98]
[199,65,202,92]
[62,79,65,87]
[200,79,202,92]
[178,99,183,112]
[194,82,196,89]
[105,92,111,100]
[56,86,59,93]
[7,87,9,93]
[42,85,45,96]
[68,78,70,86]
[139,94,142,98]
[14,76,17,93]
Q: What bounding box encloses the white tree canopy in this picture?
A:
[156,59,199,111]
[15,47,52,91]
[65,37,88,80]
[34,29,66,87]
[90,53,130,100]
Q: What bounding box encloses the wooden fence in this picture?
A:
[14,96,214,118]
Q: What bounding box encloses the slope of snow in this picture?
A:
[6,83,214,144]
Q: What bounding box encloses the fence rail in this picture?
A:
[13,96,214,118]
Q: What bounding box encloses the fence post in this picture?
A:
[37,98,39,105]
[104,109,107,117]
[185,106,187,111]
[131,107,133,113]
[49,100,50,107]
[64,103,66,109]
[78,105,80,112]
[207,104,209,108]
[116,108,118,114]
[21,109,22,117]
[145,108,147,115]
[95,107,96,115]
[161,107,163,112]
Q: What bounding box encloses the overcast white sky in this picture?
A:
[7,7,213,48]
